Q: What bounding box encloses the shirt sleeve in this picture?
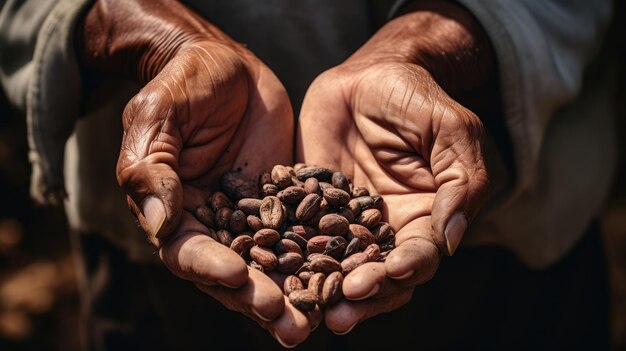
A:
[0,0,93,205]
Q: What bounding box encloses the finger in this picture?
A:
[325,288,413,335]
[342,262,388,300]
[384,216,441,284]
[160,212,249,288]
[198,267,285,323]
[430,106,489,255]
[117,89,183,246]
[266,297,311,348]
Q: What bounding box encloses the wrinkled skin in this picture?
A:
[81,0,317,345]
[297,53,489,336]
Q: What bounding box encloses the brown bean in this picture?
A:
[321,271,343,307]
[230,235,254,257]
[347,224,375,249]
[335,207,355,224]
[323,188,350,208]
[341,252,369,275]
[220,171,259,200]
[351,187,369,198]
[216,229,233,247]
[193,205,214,228]
[271,165,294,189]
[215,207,233,229]
[236,198,262,215]
[318,214,349,236]
[262,183,279,197]
[229,209,248,233]
[284,275,304,295]
[289,290,318,311]
[275,238,303,256]
[253,228,281,247]
[307,235,333,254]
[210,191,233,210]
[307,272,326,300]
[283,231,308,250]
[344,237,361,259]
[277,186,307,204]
[250,246,277,271]
[246,215,264,232]
[285,225,318,240]
[298,271,314,286]
[356,208,382,229]
[309,254,342,275]
[331,172,350,193]
[295,167,333,182]
[259,196,285,230]
[372,222,394,243]
[303,177,321,195]
[277,252,304,274]
[323,236,348,260]
[295,193,321,222]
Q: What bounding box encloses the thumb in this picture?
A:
[430,109,489,256]
[117,90,183,247]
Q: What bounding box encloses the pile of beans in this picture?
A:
[193,164,395,311]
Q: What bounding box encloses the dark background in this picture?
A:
[0,3,625,350]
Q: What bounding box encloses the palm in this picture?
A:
[297,61,487,332]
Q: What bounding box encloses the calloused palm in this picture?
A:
[116,40,314,346]
[297,61,488,333]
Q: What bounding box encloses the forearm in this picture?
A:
[351,0,496,97]
[78,0,242,82]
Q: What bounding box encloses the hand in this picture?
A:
[80,0,312,346]
[296,1,492,334]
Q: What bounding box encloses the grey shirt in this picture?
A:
[0,0,616,268]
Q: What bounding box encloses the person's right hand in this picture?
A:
[80,0,314,346]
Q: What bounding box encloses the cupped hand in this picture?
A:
[81,0,312,345]
[297,58,488,334]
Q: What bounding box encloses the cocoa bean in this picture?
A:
[347,198,362,217]
[285,225,317,240]
[335,207,355,224]
[331,172,350,193]
[236,198,262,215]
[271,165,294,189]
[341,252,369,275]
[309,254,342,275]
[318,182,334,192]
[216,229,233,247]
[298,271,313,286]
[321,271,343,307]
[323,188,351,208]
[229,209,247,233]
[259,196,284,230]
[215,207,233,230]
[246,215,264,232]
[344,237,361,258]
[258,172,272,186]
[211,192,233,211]
[295,167,333,182]
[318,214,349,236]
[307,235,333,254]
[275,239,303,256]
[372,222,394,243]
[364,243,381,261]
[220,171,259,200]
[356,209,382,229]
[323,236,347,260]
[230,235,254,257]
[283,231,308,250]
[307,272,326,301]
[278,186,307,204]
[253,228,281,247]
[295,194,321,222]
[277,252,304,274]
[262,183,279,197]
[284,275,304,295]
[250,246,277,271]
[303,177,321,195]
[289,290,318,311]
[347,224,375,249]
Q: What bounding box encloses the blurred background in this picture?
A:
[0,4,625,351]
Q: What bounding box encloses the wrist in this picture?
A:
[349,0,495,97]
[78,0,238,82]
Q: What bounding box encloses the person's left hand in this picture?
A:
[296,1,492,334]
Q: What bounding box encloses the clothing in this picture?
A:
[0,0,616,268]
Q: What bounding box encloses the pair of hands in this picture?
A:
[80,0,491,347]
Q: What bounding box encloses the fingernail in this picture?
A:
[251,307,273,322]
[274,334,297,348]
[142,196,166,237]
[445,212,467,256]
[333,321,358,336]
[389,269,414,280]
[351,283,380,301]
